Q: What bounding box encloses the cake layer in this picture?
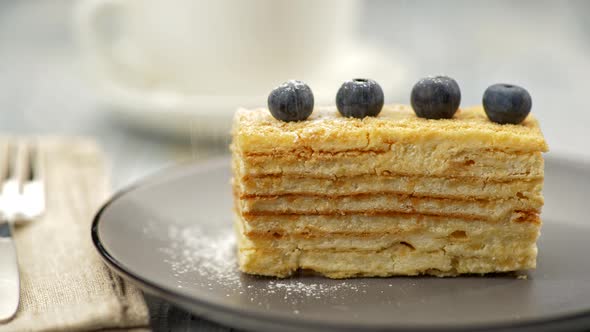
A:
[235,173,543,200]
[238,247,537,278]
[237,191,542,222]
[236,217,538,278]
[240,211,540,235]
[234,148,544,179]
[236,214,540,252]
[232,105,548,155]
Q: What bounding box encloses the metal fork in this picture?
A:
[0,141,45,323]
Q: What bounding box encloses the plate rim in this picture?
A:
[91,157,590,332]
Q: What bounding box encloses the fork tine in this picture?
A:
[0,141,9,184]
[3,143,21,191]
[12,142,30,192]
[5,143,15,180]
[22,141,45,220]
[1,142,23,218]
[28,142,43,182]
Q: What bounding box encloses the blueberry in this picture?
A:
[336,79,384,118]
[267,80,314,122]
[410,76,461,119]
[483,84,532,124]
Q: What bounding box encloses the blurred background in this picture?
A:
[1,0,588,190]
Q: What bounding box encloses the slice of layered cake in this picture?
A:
[231,78,547,278]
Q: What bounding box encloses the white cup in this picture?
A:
[76,0,358,99]
[75,0,409,138]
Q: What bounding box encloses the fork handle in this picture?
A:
[0,222,19,323]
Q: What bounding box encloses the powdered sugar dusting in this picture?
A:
[159,224,239,286]
[153,223,368,310]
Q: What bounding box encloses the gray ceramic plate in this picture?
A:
[92,156,590,332]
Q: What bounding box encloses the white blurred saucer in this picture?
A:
[82,43,411,139]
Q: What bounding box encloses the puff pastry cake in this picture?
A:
[231,104,547,278]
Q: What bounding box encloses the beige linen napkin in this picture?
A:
[0,138,149,332]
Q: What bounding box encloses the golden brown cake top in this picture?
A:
[232,104,548,154]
